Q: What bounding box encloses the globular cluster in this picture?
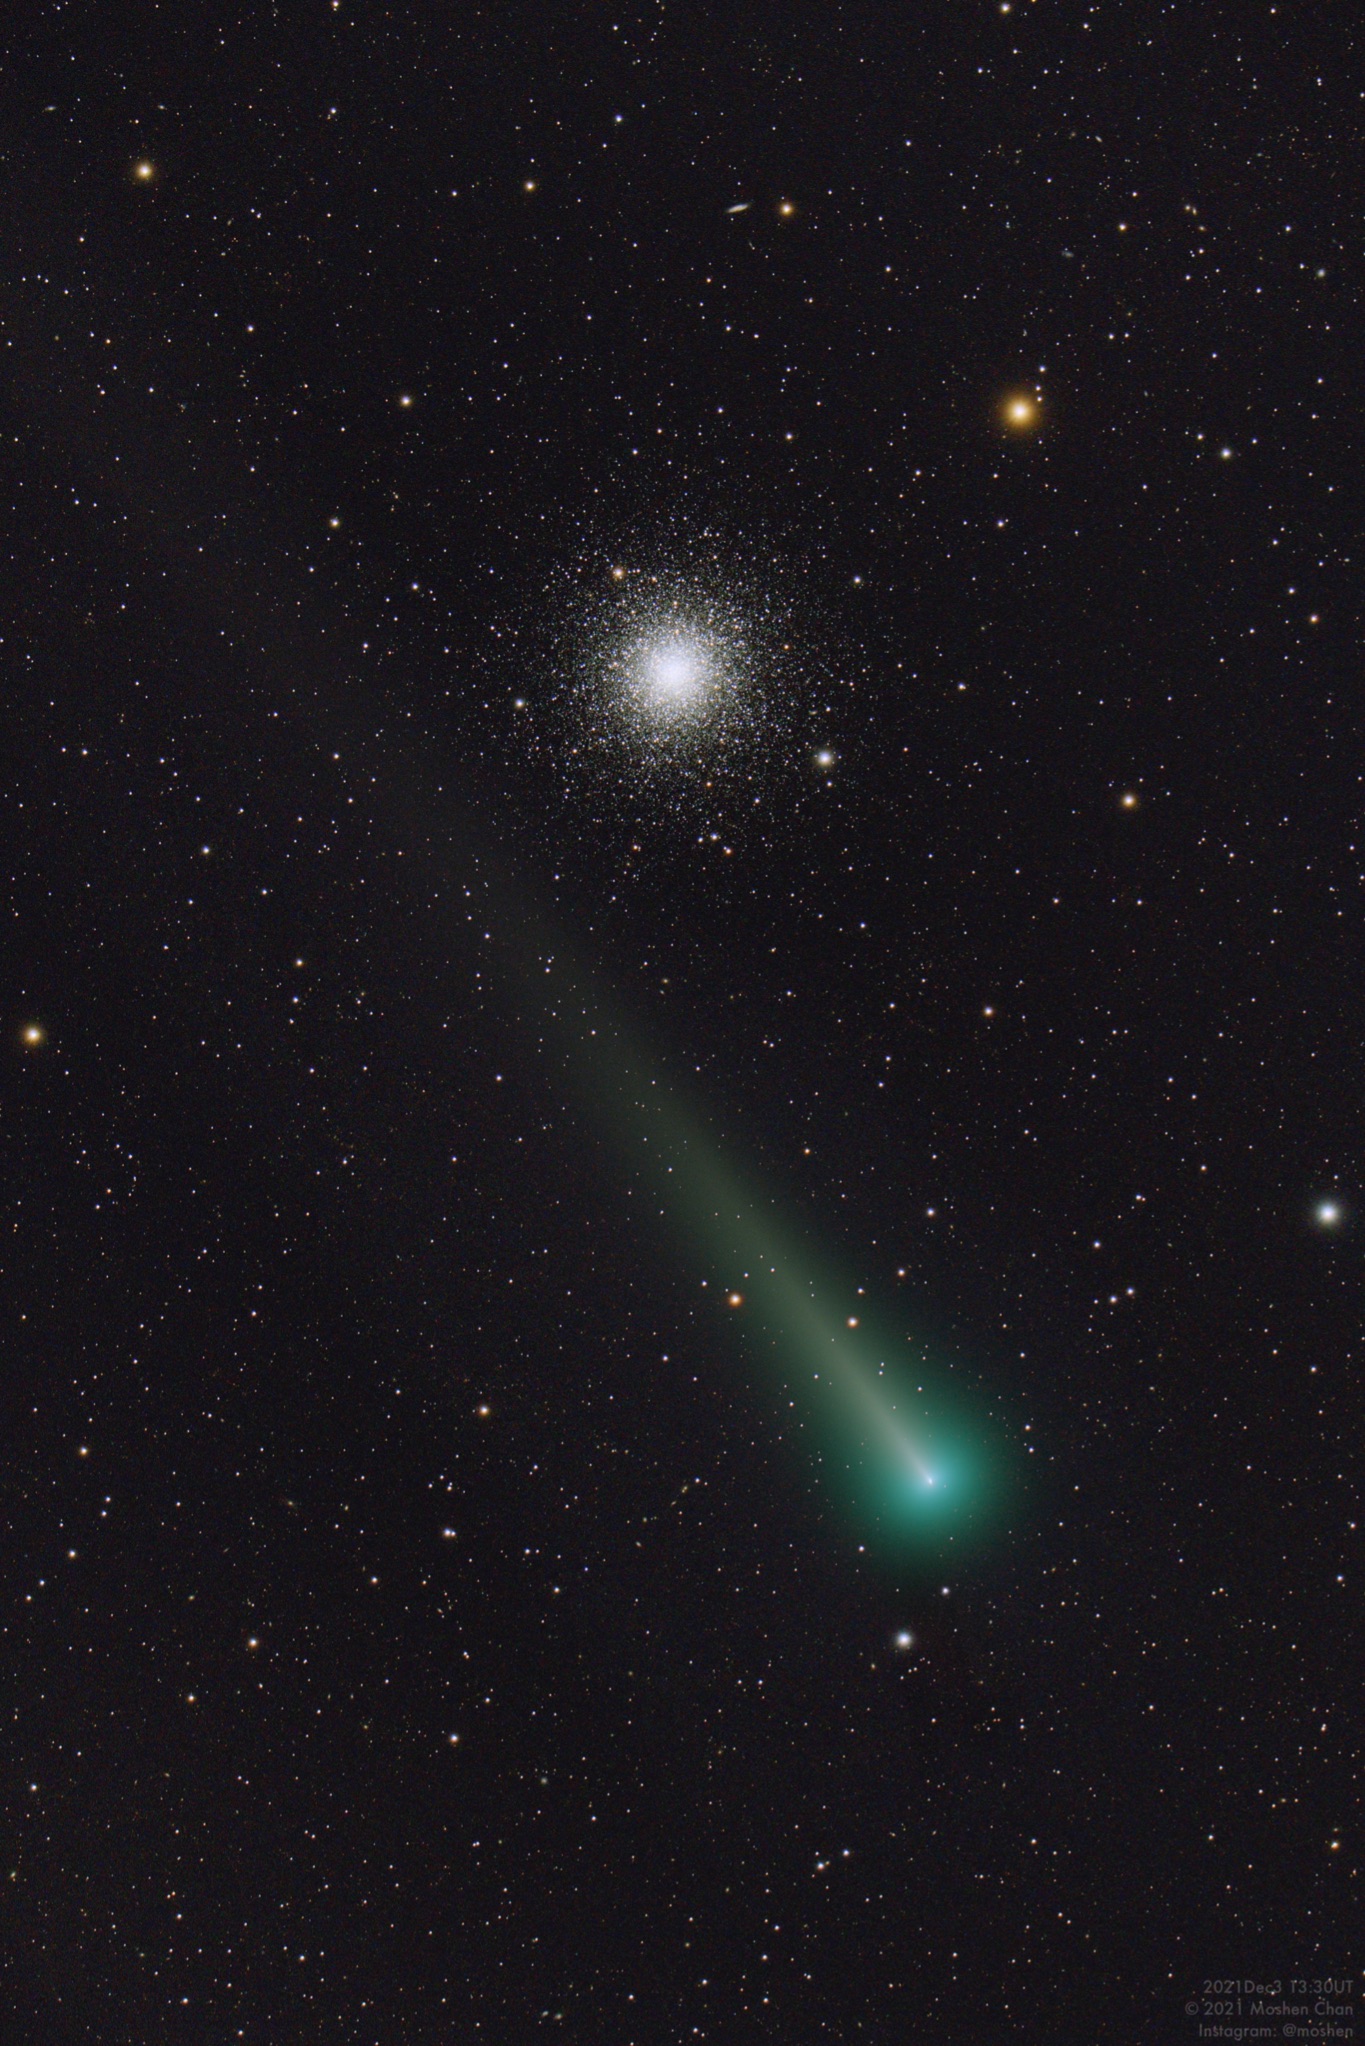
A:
[591,574,753,751]
[521,528,827,820]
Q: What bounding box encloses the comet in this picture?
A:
[510,939,1003,1559]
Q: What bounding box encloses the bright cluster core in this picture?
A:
[639,636,710,716]
[608,598,739,744]
[557,554,782,786]
[520,525,839,828]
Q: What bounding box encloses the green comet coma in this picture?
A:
[606,1064,1007,1563]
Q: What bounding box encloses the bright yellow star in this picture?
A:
[1001,391,1041,431]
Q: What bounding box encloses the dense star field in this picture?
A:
[3,5,1361,2041]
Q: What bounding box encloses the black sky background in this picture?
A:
[2,4,1361,2041]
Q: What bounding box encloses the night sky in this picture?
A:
[5,5,1361,2040]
